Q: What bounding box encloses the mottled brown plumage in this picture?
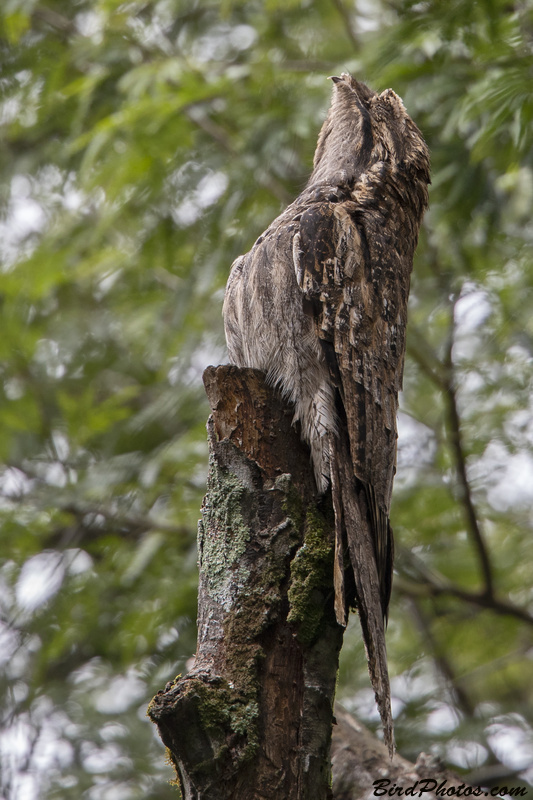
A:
[223,74,430,755]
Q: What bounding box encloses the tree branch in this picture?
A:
[443,326,494,598]
[406,596,475,716]
[407,333,446,389]
[407,310,495,599]
[331,705,472,800]
[32,5,76,36]
[394,560,533,627]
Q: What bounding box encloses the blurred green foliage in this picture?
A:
[1,0,532,797]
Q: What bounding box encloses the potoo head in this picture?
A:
[310,73,430,211]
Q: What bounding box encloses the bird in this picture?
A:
[223,73,430,756]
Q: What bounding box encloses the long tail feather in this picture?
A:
[331,434,395,757]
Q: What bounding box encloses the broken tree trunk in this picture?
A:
[149,365,344,800]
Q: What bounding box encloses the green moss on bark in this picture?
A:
[194,679,259,761]
[287,506,334,645]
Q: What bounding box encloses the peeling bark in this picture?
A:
[149,366,344,800]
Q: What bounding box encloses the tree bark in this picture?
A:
[149,365,344,800]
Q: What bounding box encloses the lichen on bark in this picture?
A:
[198,451,252,608]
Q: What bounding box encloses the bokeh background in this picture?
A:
[1,0,533,797]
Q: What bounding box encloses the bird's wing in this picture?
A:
[293,196,408,756]
[294,198,403,513]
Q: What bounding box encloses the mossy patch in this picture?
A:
[287,505,334,645]
[193,679,259,762]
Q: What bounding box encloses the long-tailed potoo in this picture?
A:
[223,74,430,755]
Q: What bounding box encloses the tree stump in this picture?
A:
[149,366,344,799]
